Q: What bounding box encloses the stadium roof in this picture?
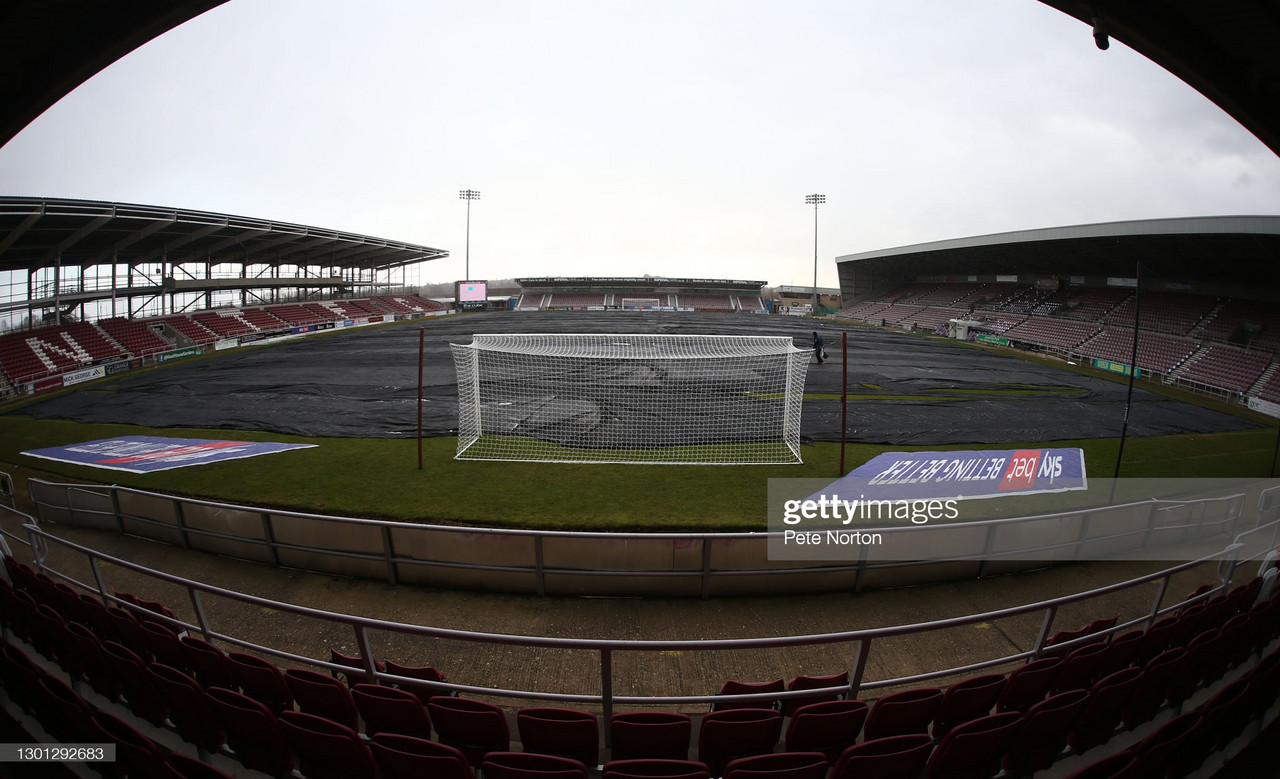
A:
[2,2,1279,160]
[835,214,1280,290]
[0,196,448,275]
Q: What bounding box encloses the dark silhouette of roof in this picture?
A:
[0,1,230,150]
[2,2,1278,157]
[1038,1,1280,158]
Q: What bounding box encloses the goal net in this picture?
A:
[450,333,812,464]
[621,297,662,309]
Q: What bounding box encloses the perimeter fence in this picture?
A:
[15,477,1278,598]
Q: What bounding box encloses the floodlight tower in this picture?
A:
[805,194,825,312]
[459,189,481,279]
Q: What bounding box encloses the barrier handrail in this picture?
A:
[24,476,1261,599]
[14,516,1277,736]
[0,501,37,556]
[18,519,1238,660]
[23,476,1256,540]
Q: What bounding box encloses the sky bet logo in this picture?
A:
[816,447,1088,507]
[999,449,1067,490]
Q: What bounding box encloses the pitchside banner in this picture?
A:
[833,448,1088,502]
[769,448,1100,562]
[23,435,316,474]
[769,446,1280,563]
[772,448,1087,533]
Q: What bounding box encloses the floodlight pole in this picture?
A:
[459,189,481,280]
[806,194,825,313]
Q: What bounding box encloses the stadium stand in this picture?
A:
[903,306,966,332]
[512,278,771,313]
[973,314,1026,334]
[63,321,126,362]
[1,279,1276,410]
[1175,344,1274,395]
[4,503,1277,779]
[547,293,609,309]
[238,307,288,330]
[831,300,891,323]
[1104,291,1218,335]
[869,303,928,327]
[192,310,255,339]
[957,283,1028,310]
[880,282,940,304]
[0,331,65,384]
[1201,297,1280,355]
[0,292,459,398]
[302,303,342,322]
[1003,317,1102,353]
[98,317,173,357]
[906,283,982,306]
[1052,287,1133,322]
[265,304,328,327]
[516,293,547,311]
[370,295,445,314]
[833,281,1280,403]
[319,299,383,319]
[675,293,735,311]
[0,322,130,384]
[1256,370,1280,405]
[157,315,219,345]
[1075,327,1198,375]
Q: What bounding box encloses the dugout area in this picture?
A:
[11,310,1259,447]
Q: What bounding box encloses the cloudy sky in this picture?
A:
[2,0,1278,289]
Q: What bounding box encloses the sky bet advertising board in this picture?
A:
[768,448,1088,561]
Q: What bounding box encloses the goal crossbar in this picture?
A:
[462,333,804,358]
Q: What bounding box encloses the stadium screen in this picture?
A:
[455,280,487,309]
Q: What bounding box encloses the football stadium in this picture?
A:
[2,3,1280,779]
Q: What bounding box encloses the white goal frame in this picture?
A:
[620,297,662,309]
[450,333,812,464]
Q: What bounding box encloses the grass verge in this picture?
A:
[0,413,1275,531]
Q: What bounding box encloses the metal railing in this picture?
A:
[7,478,1280,746]
[8,512,1270,746]
[25,477,1258,598]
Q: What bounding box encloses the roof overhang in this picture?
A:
[0,1,231,150]
[836,215,1280,287]
[0,197,448,274]
[1037,0,1280,158]
[3,3,1279,162]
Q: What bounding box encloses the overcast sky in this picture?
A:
[2,0,1279,290]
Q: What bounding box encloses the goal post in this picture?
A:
[450,333,812,464]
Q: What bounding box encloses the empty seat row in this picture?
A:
[191,310,256,338]
[0,322,130,384]
[1000,316,1102,351]
[1177,344,1273,393]
[3,552,1277,779]
[675,294,735,310]
[98,316,173,355]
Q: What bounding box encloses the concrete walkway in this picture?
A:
[10,513,1220,713]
